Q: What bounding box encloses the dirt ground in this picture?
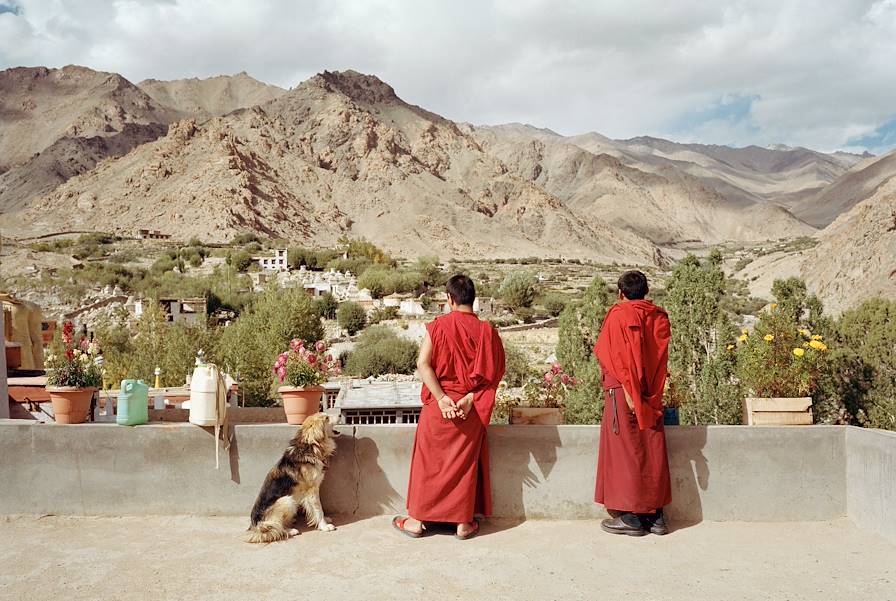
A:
[1,515,893,601]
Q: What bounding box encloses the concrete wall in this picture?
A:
[0,421,851,525]
[846,427,896,543]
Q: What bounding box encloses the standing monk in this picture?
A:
[595,270,672,536]
[393,275,505,540]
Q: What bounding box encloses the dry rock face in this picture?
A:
[0,65,884,271]
[802,174,896,314]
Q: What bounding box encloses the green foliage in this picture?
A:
[555,276,613,424]
[344,326,419,377]
[215,287,323,406]
[666,251,741,425]
[337,302,368,336]
[369,305,399,325]
[415,256,444,287]
[226,250,253,272]
[499,271,540,310]
[502,342,532,387]
[288,247,340,271]
[358,267,424,299]
[338,236,395,266]
[95,304,215,388]
[313,293,338,320]
[231,232,261,246]
[815,299,896,430]
[541,293,567,317]
[771,277,827,330]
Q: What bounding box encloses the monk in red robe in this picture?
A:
[594,270,672,536]
[393,275,505,540]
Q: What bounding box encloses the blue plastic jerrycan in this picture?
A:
[117,379,149,426]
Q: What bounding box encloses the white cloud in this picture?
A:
[1,0,895,152]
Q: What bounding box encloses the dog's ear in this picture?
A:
[301,412,327,444]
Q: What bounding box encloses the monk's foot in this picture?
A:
[643,509,667,535]
[455,519,480,540]
[392,515,425,538]
[600,513,647,537]
[403,517,424,534]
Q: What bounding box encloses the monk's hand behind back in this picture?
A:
[438,395,459,420]
[455,393,474,420]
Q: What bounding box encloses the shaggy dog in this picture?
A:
[243,412,340,543]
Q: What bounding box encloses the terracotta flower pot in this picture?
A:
[47,387,96,424]
[279,386,324,425]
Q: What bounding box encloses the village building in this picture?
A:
[253,249,288,272]
[136,229,171,240]
[332,379,423,425]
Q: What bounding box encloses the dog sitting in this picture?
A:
[243,412,340,543]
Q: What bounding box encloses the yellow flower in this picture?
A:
[811,334,823,341]
[764,334,775,342]
[738,334,748,343]
[726,344,735,351]
[741,328,749,335]
[809,340,828,351]
[793,348,805,358]
[799,329,811,337]
[770,303,778,309]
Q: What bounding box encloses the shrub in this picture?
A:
[337,302,368,336]
[344,326,419,377]
[499,271,539,310]
[226,250,254,272]
[273,339,341,387]
[555,276,613,424]
[369,306,399,325]
[314,293,338,320]
[502,342,532,387]
[542,293,567,317]
[216,287,323,405]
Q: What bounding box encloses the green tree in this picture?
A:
[314,293,338,320]
[337,301,368,336]
[502,342,533,387]
[499,271,539,310]
[415,256,443,287]
[666,251,741,425]
[555,276,613,424]
[216,286,323,405]
[541,293,567,317]
[344,326,419,377]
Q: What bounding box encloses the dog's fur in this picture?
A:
[243,412,339,543]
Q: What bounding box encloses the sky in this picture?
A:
[1,0,895,154]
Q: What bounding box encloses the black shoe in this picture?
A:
[600,513,647,537]
[641,509,668,535]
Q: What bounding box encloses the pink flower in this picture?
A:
[552,363,562,374]
[560,374,570,385]
[326,354,333,362]
[277,366,287,382]
[316,341,326,352]
[571,377,579,386]
[308,354,317,365]
[544,372,554,382]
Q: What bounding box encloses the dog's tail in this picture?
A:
[242,521,290,544]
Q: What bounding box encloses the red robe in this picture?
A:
[407,311,506,523]
[594,300,672,513]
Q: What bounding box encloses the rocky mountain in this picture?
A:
[1,71,658,263]
[791,150,896,227]
[471,125,813,245]
[0,65,174,172]
[137,72,286,121]
[802,173,896,314]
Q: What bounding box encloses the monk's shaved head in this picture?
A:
[618,271,649,300]
[446,274,476,306]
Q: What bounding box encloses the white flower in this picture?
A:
[46,354,57,363]
[80,354,91,364]
[88,342,99,356]
[72,349,81,357]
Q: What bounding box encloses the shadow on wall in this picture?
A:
[321,433,403,525]
[666,426,709,528]
[490,426,563,523]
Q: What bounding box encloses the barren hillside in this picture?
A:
[1,71,658,263]
[802,176,896,314]
[472,125,814,245]
[138,72,286,121]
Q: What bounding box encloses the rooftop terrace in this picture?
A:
[1,421,894,600]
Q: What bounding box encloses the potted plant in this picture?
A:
[510,363,576,425]
[44,322,103,424]
[735,305,828,425]
[273,338,340,424]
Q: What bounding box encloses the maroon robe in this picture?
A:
[407,311,506,523]
[594,300,672,513]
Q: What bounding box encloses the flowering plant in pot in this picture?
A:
[734,304,829,425]
[273,338,341,424]
[45,322,103,424]
[511,363,577,425]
